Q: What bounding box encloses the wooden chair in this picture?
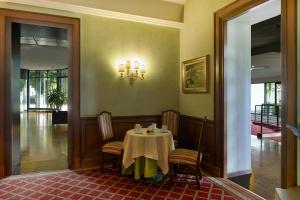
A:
[97,111,123,171]
[162,110,180,147]
[168,117,207,186]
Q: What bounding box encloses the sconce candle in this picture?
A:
[118,64,125,73]
[140,65,146,74]
[118,59,146,83]
[134,61,140,70]
[126,61,131,70]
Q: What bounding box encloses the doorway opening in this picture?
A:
[224,1,281,198]
[13,23,69,174]
[0,9,80,178]
[215,0,297,199]
[250,15,282,198]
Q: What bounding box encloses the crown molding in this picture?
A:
[0,0,184,29]
[163,0,186,5]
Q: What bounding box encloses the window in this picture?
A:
[20,69,68,111]
[251,82,281,112]
[251,83,265,112]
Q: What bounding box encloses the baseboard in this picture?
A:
[227,169,252,178]
[228,170,252,189]
[201,162,221,177]
[0,164,4,178]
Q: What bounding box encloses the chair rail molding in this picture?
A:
[0,0,184,29]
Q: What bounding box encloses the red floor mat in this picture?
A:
[251,124,277,135]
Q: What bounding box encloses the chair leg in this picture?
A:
[196,167,202,187]
[119,152,123,174]
[199,168,203,181]
[100,152,104,171]
[169,163,175,184]
[174,163,179,177]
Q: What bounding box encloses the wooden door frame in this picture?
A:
[214,0,297,188]
[0,9,80,177]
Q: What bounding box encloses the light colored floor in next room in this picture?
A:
[20,112,68,174]
[250,134,281,200]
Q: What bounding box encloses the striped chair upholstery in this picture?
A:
[169,117,207,186]
[169,148,201,165]
[98,111,114,142]
[102,141,123,155]
[162,110,180,138]
[97,111,123,171]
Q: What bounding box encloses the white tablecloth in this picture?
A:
[122,128,175,174]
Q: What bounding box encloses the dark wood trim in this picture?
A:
[214,0,298,188]
[281,0,297,188]
[81,115,162,123]
[0,8,80,177]
[0,12,4,177]
[3,16,13,176]
[179,115,214,124]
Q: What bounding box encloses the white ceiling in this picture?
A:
[250,0,281,83]
[21,45,68,70]
[234,0,280,25]
[251,52,281,82]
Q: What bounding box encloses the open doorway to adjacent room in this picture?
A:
[13,23,69,174]
[250,15,281,198]
[222,0,282,199]
[0,9,80,178]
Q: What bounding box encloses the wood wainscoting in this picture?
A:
[80,115,161,168]
[179,116,219,176]
[80,115,219,176]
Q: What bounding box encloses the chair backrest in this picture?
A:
[97,111,114,142]
[197,117,207,164]
[162,110,180,138]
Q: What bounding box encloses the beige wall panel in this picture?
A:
[180,0,235,119]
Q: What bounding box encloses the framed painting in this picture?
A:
[182,55,209,93]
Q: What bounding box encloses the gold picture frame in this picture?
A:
[182,55,209,93]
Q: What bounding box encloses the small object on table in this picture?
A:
[134,123,142,129]
[134,124,144,134]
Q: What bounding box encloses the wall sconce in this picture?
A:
[118,60,146,83]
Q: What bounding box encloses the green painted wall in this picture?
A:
[0,2,180,117]
[180,0,235,120]
[80,16,179,116]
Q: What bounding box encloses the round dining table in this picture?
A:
[122,128,175,180]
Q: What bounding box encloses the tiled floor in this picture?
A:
[250,135,281,199]
[0,169,264,200]
[21,112,68,173]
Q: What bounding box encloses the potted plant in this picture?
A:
[47,89,68,125]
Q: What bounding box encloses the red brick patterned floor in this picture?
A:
[0,169,264,200]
